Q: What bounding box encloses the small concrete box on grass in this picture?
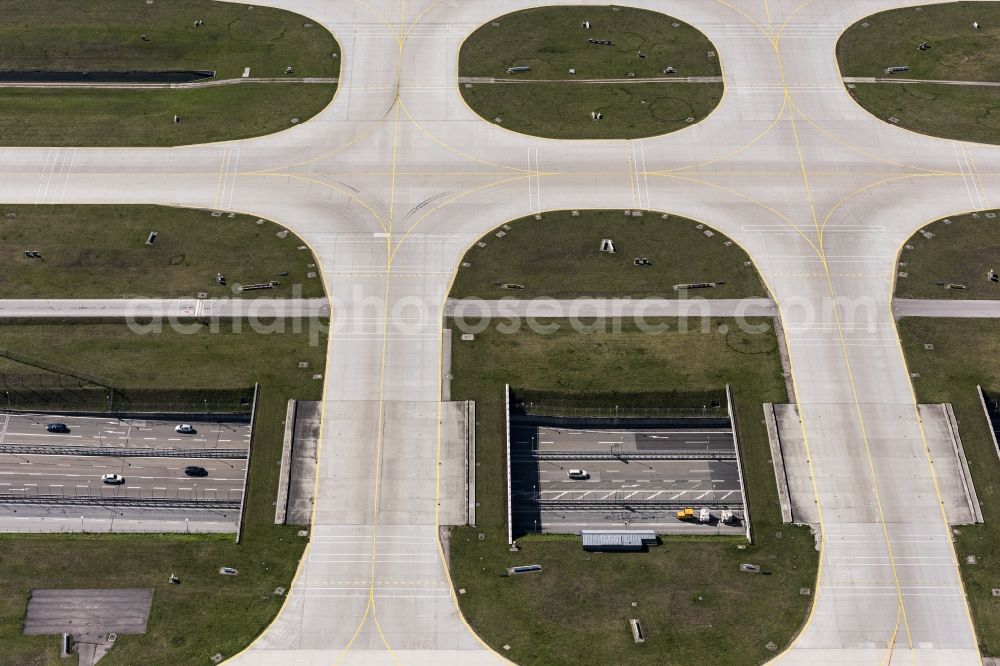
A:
[582,529,657,552]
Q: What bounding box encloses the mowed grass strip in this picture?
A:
[0,320,328,665]
[838,3,1000,82]
[847,82,1000,145]
[0,0,338,146]
[0,0,339,79]
[895,213,1000,299]
[459,6,722,139]
[898,317,1000,654]
[838,2,1000,144]
[460,6,720,80]
[0,205,325,299]
[451,210,765,299]
[460,81,721,140]
[0,84,335,147]
[449,318,817,665]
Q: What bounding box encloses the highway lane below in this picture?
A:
[510,424,735,455]
[0,413,250,451]
[512,458,741,503]
[0,453,245,501]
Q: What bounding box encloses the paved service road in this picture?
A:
[0,0,992,664]
[447,297,778,318]
[893,298,1000,318]
[0,298,328,318]
[0,414,250,452]
[0,454,245,501]
[454,297,1000,320]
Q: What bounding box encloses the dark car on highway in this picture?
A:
[46,423,69,433]
[184,466,208,477]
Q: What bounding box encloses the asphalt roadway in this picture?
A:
[0,298,329,318]
[512,458,742,503]
[0,503,239,534]
[0,0,993,664]
[0,453,245,501]
[0,413,250,452]
[510,424,736,456]
[449,296,1000,319]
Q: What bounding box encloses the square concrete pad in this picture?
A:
[774,403,981,525]
[24,588,153,635]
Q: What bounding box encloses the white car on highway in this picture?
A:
[101,473,124,485]
[567,469,590,480]
[175,424,196,434]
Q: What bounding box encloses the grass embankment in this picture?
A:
[0,0,339,145]
[0,205,325,299]
[0,319,328,665]
[838,2,1000,144]
[895,212,1000,299]
[448,319,817,665]
[899,317,1000,655]
[459,6,722,139]
[451,210,766,299]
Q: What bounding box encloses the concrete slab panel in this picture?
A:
[438,401,470,526]
[287,401,321,526]
[916,404,982,525]
[773,403,820,525]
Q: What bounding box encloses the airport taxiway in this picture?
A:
[0,0,994,664]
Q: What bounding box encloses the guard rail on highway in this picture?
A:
[0,494,239,510]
